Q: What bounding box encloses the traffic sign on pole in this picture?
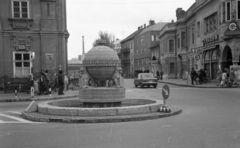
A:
[162,84,170,100]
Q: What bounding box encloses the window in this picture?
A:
[197,22,200,36]
[204,12,217,33]
[13,52,31,77]
[226,1,231,21]
[169,39,174,54]
[12,0,29,18]
[181,32,186,47]
[187,28,190,46]
[192,26,194,44]
[177,34,180,48]
[237,0,240,20]
[170,63,175,74]
[163,41,167,55]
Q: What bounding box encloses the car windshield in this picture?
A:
[140,73,154,78]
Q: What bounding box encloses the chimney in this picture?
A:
[138,27,140,30]
[149,20,155,26]
[144,24,146,28]
[82,36,85,55]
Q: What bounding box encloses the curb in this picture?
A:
[22,108,182,123]
[0,95,79,103]
[158,81,239,88]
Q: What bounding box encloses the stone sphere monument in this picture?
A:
[22,41,181,123]
[79,43,125,107]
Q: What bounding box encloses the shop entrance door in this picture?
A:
[212,62,218,79]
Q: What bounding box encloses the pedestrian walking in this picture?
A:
[220,70,227,86]
[216,68,222,86]
[160,71,164,80]
[58,70,64,95]
[44,70,50,94]
[190,68,196,85]
[156,70,160,80]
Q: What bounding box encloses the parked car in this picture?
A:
[134,73,158,88]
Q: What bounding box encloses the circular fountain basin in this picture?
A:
[37,98,161,117]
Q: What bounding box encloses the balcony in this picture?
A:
[120,48,130,54]
[121,59,130,64]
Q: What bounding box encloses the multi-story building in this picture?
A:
[120,29,142,77]
[159,22,178,79]
[160,0,240,80]
[134,20,167,75]
[0,0,69,82]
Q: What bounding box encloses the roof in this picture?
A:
[139,22,168,35]
[121,29,143,43]
[68,59,82,64]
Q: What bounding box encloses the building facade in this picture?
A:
[159,22,178,79]
[120,29,140,77]
[0,0,69,82]
[160,0,240,80]
[134,20,167,75]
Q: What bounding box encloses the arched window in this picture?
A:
[212,50,219,61]
[205,51,210,62]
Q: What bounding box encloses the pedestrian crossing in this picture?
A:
[0,111,44,124]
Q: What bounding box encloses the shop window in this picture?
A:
[205,51,210,62]
[13,52,31,77]
[212,50,219,61]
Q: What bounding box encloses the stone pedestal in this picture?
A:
[79,87,125,107]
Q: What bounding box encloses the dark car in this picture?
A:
[134,73,158,88]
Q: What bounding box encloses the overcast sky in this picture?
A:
[66,0,194,60]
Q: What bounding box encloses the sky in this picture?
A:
[66,0,195,60]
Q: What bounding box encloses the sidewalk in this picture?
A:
[0,90,79,102]
[158,78,240,88]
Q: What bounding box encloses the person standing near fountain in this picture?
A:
[58,70,64,95]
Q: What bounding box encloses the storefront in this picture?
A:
[203,47,220,80]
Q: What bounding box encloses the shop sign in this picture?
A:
[224,20,240,36]
[195,54,200,60]
[196,48,203,54]
[202,34,219,46]
[230,65,240,82]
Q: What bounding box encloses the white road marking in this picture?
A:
[0,113,32,123]
[0,120,5,123]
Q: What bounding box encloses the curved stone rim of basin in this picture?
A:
[37,98,162,117]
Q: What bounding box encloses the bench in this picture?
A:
[4,78,30,93]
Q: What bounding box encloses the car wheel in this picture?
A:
[148,85,150,88]
[154,85,157,88]
[135,84,137,88]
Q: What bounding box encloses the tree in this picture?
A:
[93,31,115,48]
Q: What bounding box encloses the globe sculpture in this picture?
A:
[22,42,181,123]
[79,44,125,107]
